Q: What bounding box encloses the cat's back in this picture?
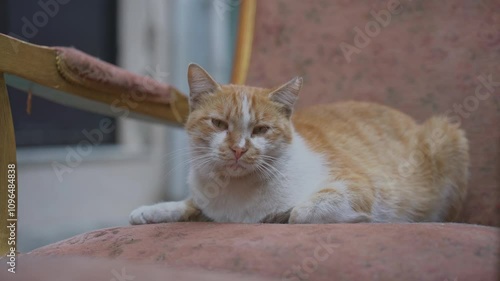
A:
[295,99,414,119]
[292,101,469,222]
[292,101,417,154]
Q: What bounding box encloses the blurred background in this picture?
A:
[1,0,239,252]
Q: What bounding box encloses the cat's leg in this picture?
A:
[129,199,207,225]
[289,188,372,224]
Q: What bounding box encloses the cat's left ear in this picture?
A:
[269,77,303,118]
[187,63,221,110]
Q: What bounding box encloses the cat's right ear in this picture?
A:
[269,77,303,118]
[187,63,220,110]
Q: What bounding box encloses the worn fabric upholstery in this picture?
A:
[246,0,500,226]
[1,256,278,281]
[53,47,179,106]
[27,223,499,281]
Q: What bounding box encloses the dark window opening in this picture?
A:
[2,0,118,147]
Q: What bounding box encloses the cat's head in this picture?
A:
[185,63,302,178]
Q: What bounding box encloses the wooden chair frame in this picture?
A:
[0,0,257,256]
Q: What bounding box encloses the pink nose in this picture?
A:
[231,147,247,160]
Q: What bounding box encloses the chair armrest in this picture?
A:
[0,33,189,126]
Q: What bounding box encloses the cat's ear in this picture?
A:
[269,77,303,117]
[187,63,220,110]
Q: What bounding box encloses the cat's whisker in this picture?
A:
[161,148,214,169]
[258,163,274,181]
[191,158,217,175]
[185,155,216,169]
[160,147,211,160]
[260,155,279,160]
[160,154,215,182]
[257,162,279,182]
[164,153,211,169]
[260,160,287,181]
[259,155,282,166]
[253,165,267,181]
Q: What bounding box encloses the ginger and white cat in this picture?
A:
[130,64,469,224]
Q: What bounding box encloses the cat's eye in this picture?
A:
[252,126,270,135]
[211,119,228,130]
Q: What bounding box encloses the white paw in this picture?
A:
[289,205,315,224]
[129,202,187,225]
[289,201,371,224]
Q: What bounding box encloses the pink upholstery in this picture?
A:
[246,0,500,226]
[1,256,277,281]
[28,223,499,281]
[54,47,178,106]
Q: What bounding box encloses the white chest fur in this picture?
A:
[188,132,331,223]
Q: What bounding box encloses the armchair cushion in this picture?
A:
[1,256,276,281]
[28,223,499,281]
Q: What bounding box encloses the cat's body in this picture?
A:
[130,64,469,225]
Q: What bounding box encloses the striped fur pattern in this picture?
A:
[129,64,469,224]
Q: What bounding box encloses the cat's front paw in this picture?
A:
[288,202,372,224]
[129,202,188,225]
[288,205,312,224]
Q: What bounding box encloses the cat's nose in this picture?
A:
[231,146,247,160]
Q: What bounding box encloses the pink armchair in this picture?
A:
[0,1,498,280]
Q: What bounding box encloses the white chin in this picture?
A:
[223,163,252,177]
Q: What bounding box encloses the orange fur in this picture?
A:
[186,80,469,222]
[292,102,469,222]
[185,63,469,223]
[130,64,469,225]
